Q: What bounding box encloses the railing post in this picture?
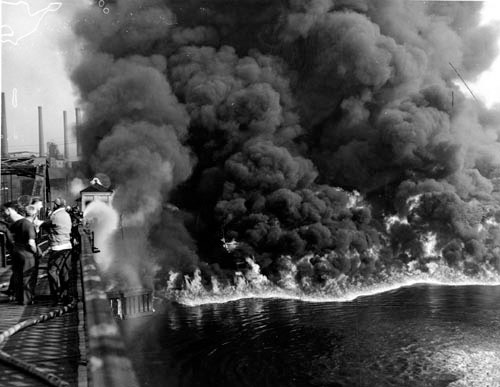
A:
[0,233,6,268]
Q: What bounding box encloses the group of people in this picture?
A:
[1,197,73,305]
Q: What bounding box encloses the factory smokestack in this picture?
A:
[63,110,69,160]
[1,92,8,157]
[38,106,44,157]
[75,107,81,157]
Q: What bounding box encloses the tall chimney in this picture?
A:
[38,106,44,157]
[75,107,82,157]
[63,110,69,159]
[1,92,8,157]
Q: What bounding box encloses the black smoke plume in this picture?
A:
[71,0,500,288]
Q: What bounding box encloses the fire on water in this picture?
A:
[160,257,500,307]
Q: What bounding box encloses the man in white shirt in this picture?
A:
[41,197,73,304]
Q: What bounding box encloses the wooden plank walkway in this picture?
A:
[0,255,86,387]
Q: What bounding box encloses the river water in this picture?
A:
[121,284,500,387]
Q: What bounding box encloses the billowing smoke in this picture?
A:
[70,0,500,291]
[70,177,86,197]
[83,200,118,271]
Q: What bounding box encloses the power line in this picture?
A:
[449,62,479,104]
[8,141,77,149]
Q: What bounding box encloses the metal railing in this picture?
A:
[79,227,140,387]
[107,288,153,320]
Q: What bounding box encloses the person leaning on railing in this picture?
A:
[0,216,13,259]
[39,198,73,305]
[1,202,38,305]
[0,214,14,298]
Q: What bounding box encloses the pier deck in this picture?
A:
[0,228,141,387]
[0,257,86,387]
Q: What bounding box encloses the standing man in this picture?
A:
[2,202,38,305]
[0,216,13,297]
[41,198,72,304]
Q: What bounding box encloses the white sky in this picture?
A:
[0,0,85,158]
[0,0,499,157]
[471,1,500,108]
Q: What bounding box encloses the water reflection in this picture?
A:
[121,284,500,387]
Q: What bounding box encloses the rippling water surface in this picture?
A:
[121,284,500,387]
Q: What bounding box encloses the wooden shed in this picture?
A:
[80,178,113,212]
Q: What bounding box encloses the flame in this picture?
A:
[407,194,423,213]
[346,190,361,209]
[421,232,439,257]
[221,237,239,252]
[159,255,500,307]
[384,213,409,232]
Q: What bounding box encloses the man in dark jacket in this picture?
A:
[0,218,13,259]
[0,218,14,298]
[2,202,38,305]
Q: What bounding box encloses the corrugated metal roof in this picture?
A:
[80,182,113,193]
